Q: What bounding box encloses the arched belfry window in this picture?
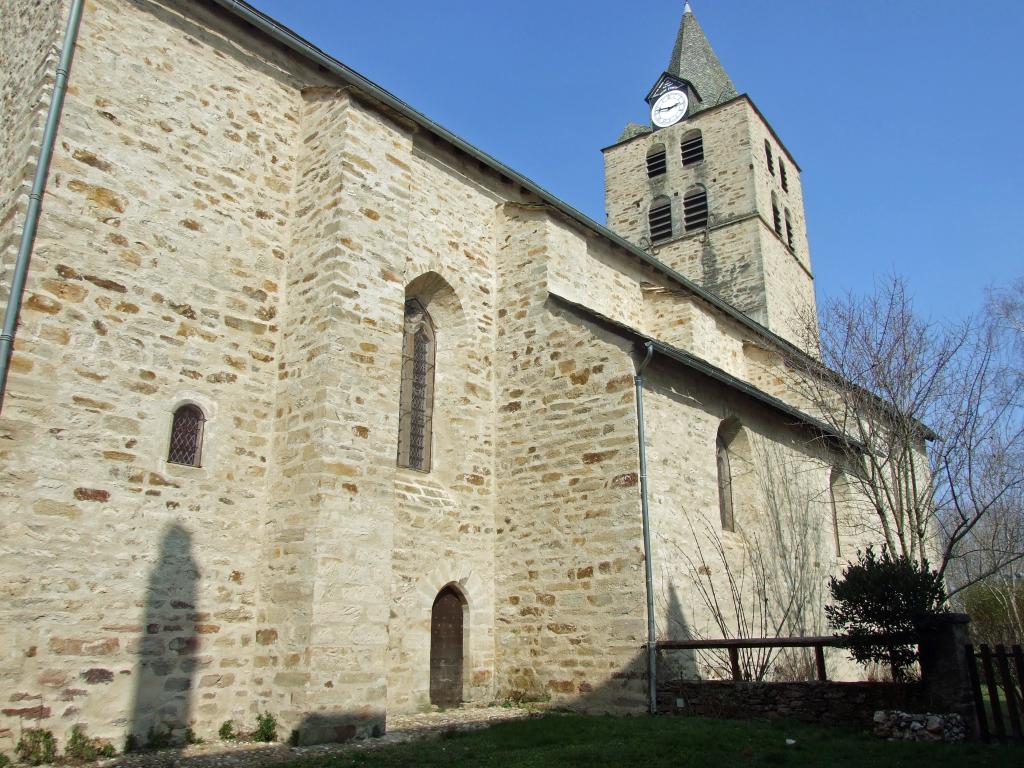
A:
[168,404,205,467]
[398,299,436,471]
[716,432,734,532]
[649,196,673,242]
[784,209,794,249]
[771,193,782,235]
[683,186,708,232]
[681,130,704,166]
[765,140,775,176]
[780,160,789,192]
[646,145,667,178]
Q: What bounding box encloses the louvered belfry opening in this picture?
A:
[772,199,782,234]
[780,160,789,192]
[397,299,436,472]
[765,140,774,175]
[646,146,667,178]
[683,187,708,231]
[785,209,794,249]
[167,404,205,467]
[648,197,673,242]
[681,131,704,166]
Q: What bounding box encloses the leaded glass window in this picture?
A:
[716,434,734,532]
[397,299,435,471]
[168,404,205,467]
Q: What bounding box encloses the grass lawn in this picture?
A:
[276,713,1021,768]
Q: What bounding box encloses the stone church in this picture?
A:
[1,0,872,749]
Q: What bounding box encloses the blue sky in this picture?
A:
[249,1,1024,320]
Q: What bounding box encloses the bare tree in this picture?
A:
[790,276,1024,597]
[669,439,830,680]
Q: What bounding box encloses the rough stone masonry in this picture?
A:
[1,0,880,751]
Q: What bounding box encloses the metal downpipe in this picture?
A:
[634,341,657,714]
[0,0,86,413]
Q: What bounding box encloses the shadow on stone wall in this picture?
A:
[127,523,199,746]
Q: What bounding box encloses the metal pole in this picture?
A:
[634,341,656,714]
[0,0,86,412]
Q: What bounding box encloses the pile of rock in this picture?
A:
[872,710,966,743]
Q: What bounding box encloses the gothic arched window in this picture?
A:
[681,130,704,166]
[649,196,673,242]
[683,186,708,231]
[398,299,436,471]
[716,432,734,532]
[167,404,205,467]
[646,145,667,178]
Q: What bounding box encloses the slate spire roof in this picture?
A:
[668,2,737,111]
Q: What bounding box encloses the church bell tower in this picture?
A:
[603,2,817,346]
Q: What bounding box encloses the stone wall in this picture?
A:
[658,680,928,728]
[1,0,888,752]
[0,0,65,306]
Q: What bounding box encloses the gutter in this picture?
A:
[634,341,658,715]
[0,0,86,412]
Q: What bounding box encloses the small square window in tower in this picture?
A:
[683,187,708,231]
[646,146,667,178]
[648,197,673,242]
[680,131,704,166]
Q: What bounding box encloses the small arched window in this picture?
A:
[646,145,667,178]
[764,140,775,176]
[829,469,844,557]
[683,186,708,232]
[649,196,673,242]
[398,299,436,471]
[716,432,734,532]
[168,404,205,467]
[780,160,789,192]
[784,209,794,249]
[771,194,782,235]
[681,130,704,166]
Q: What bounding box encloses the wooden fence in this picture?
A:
[965,643,1024,742]
[656,634,917,682]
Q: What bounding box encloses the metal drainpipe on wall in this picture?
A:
[0,0,86,413]
[634,340,657,714]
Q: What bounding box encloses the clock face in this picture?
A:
[651,90,688,128]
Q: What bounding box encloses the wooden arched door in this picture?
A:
[430,586,464,706]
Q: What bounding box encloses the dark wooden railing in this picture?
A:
[965,643,1024,743]
[657,634,917,683]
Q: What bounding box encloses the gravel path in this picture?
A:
[94,706,535,768]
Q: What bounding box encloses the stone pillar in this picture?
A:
[917,613,976,735]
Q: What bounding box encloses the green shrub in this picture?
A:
[16,729,56,766]
[184,727,202,745]
[826,545,946,681]
[218,720,235,741]
[254,712,277,743]
[0,752,10,767]
[64,724,114,762]
[123,734,139,754]
[145,725,173,751]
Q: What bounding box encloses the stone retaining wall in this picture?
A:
[657,681,928,727]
